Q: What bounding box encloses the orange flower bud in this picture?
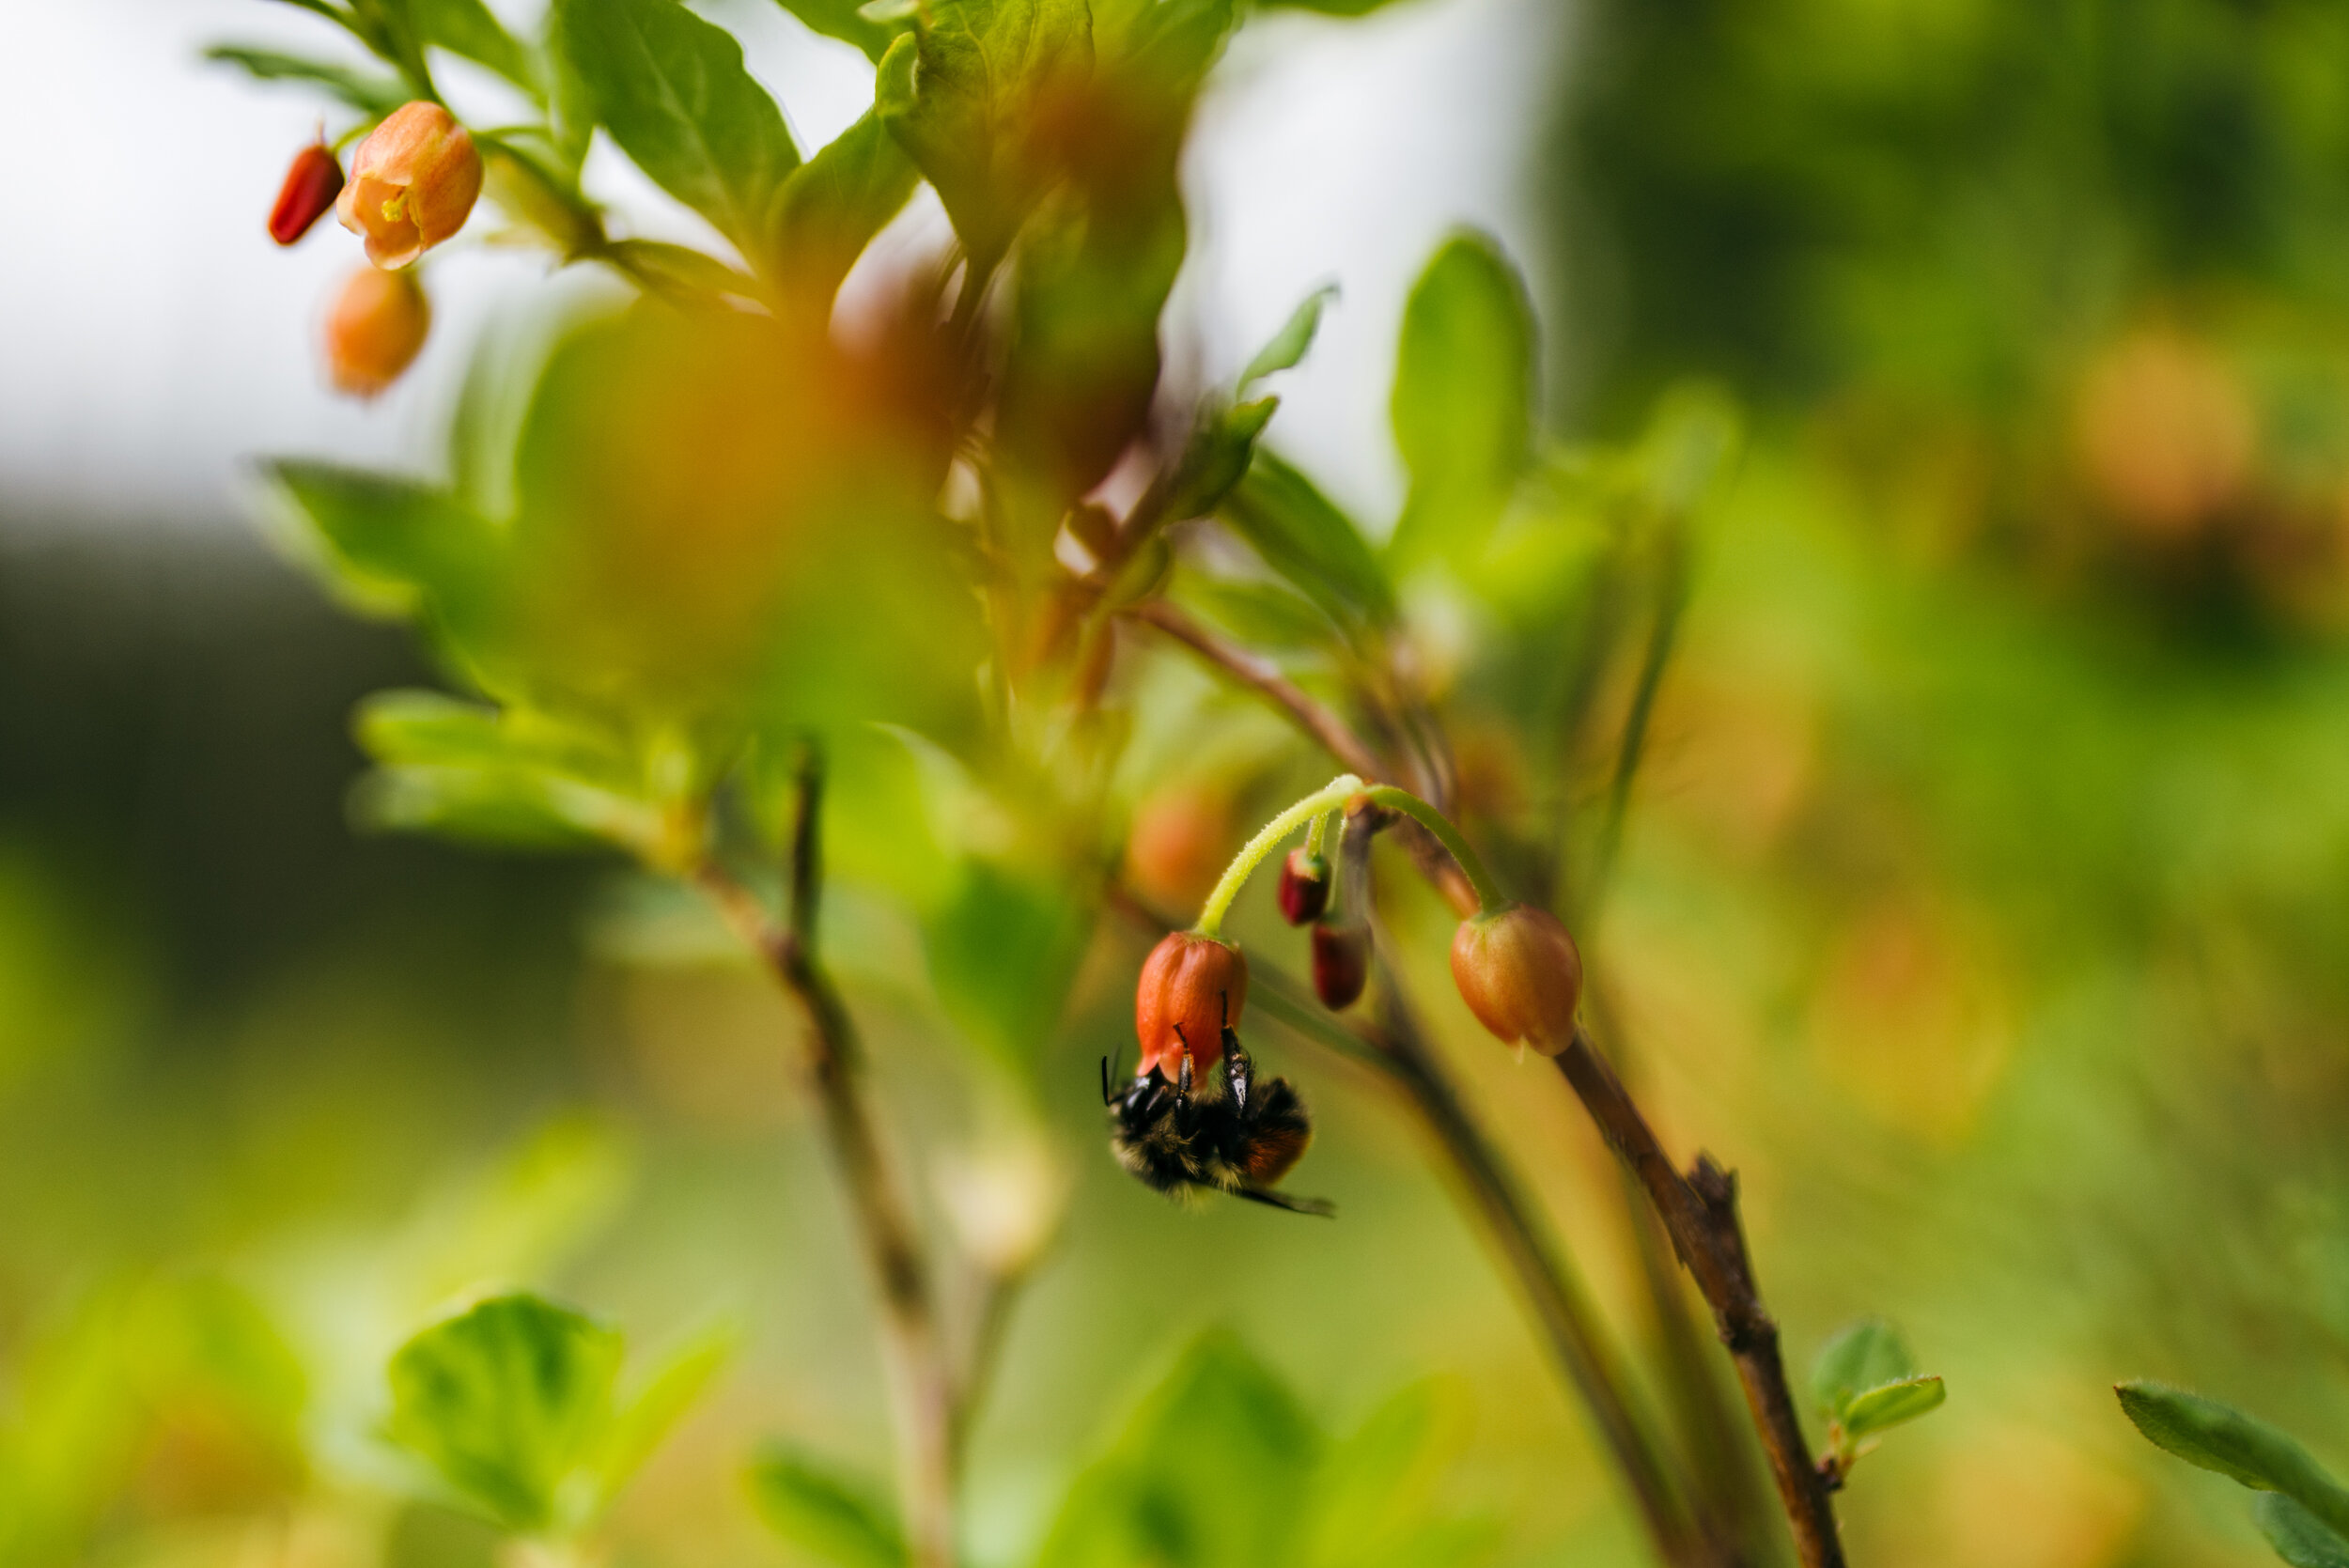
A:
[270,141,346,245]
[1278,847,1330,926]
[335,101,483,269]
[323,265,429,398]
[1450,904,1582,1054]
[1134,932,1248,1078]
[1310,922,1367,1010]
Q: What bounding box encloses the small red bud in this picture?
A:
[1450,905,1583,1053]
[270,141,347,245]
[1277,847,1330,925]
[1134,931,1248,1078]
[1311,923,1368,1011]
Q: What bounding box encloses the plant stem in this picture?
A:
[1124,600,1389,779]
[1245,961,1717,1568]
[1193,774,1363,937]
[694,753,958,1568]
[1550,1028,1843,1568]
[1356,784,1508,913]
[1126,600,1478,914]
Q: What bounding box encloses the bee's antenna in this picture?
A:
[1099,1054,1112,1107]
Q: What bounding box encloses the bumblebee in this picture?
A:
[1103,1005,1333,1217]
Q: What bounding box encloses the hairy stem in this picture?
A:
[695,754,958,1568]
[1193,773,1363,937]
[1357,784,1508,913]
[1551,1028,1843,1568]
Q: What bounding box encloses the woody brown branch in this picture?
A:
[696,755,959,1568]
[1552,1027,1845,1568]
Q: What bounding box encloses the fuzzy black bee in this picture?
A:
[1103,1002,1333,1217]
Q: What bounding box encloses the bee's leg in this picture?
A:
[1231,1186,1336,1219]
[1176,1046,1193,1101]
[1224,1033,1251,1112]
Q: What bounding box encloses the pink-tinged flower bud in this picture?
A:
[1278,848,1330,926]
[1310,923,1367,1010]
[270,141,346,245]
[1450,904,1582,1054]
[324,265,429,398]
[335,101,483,269]
[1134,932,1248,1078]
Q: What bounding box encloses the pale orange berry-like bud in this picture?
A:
[324,265,429,398]
[335,101,483,269]
[1134,932,1248,1078]
[1450,904,1582,1054]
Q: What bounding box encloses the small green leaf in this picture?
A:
[1388,230,1534,567]
[386,1295,625,1533]
[2262,1495,2349,1568]
[1220,451,1395,633]
[923,858,1090,1072]
[1240,284,1337,389]
[598,1323,733,1495]
[412,0,539,91]
[2116,1381,2349,1539]
[1157,396,1277,526]
[1177,571,1339,651]
[353,764,657,853]
[602,238,765,303]
[769,0,910,64]
[205,45,410,114]
[880,0,1093,266]
[267,462,503,658]
[1810,1318,1919,1420]
[770,39,920,303]
[1841,1375,1945,1439]
[553,0,801,264]
[748,1449,909,1568]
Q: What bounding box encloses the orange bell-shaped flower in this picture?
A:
[335,101,482,269]
[1133,932,1248,1078]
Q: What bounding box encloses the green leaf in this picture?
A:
[880,0,1093,266]
[412,0,539,91]
[2262,1495,2349,1568]
[1033,1331,1322,1568]
[354,691,639,787]
[1388,230,1534,567]
[552,0,801,264]
[267,462,503,657]
[598,1323,733,1495]
[603,238,765,303]
[748,1449,909,1568]
[770,39,920,303]
[1250,0,1408,12]
[1177,570,1339,651]
[1220,451,1396,633]
[2115,1381,2349,1539]
[923,858,1090,1072]
[353,764,657,853]
[1157,397,1277,526]
[1240,284,1337,389]
[386,1295,625,1533]
[770,0,910,64]
[204,45,410,114]
[1810,1317,1919,1419]
[1840,1374,1945,1439]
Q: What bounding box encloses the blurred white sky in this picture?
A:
[0,0,1562,532]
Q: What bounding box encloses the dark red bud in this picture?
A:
[1277,847,1330,926]
[271,142,347,245]
[1311,923,1368,1011]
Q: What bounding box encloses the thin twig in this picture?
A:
[696,753,959,1568]
[1122,598,1478,915]
[1551,1027,1844,1568]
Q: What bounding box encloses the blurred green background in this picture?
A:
[9,0,2349,1565]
